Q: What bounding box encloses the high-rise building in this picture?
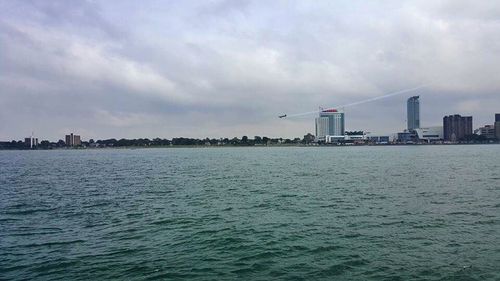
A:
[314,109,345,142]
[24,138,32,147]
[315,117,329,140]
[65,134,73,146]
[24,137,38,148]
[65,133,81,147]
[407,96,420,131]
[320,109,345,136]
[74,135,81,146]
[495,114,500,140]
[443,115,473,141]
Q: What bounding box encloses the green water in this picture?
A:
[1,146,499,280]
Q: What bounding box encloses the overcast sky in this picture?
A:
[1,0,499,141]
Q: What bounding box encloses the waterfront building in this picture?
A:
[414,127,443,142]
[407,96,420,131]
[368,136,390,144]
[475,125,496,139]
[343,133,368,144]
[396,131,414,143]
[320,109,345,136]
[315,117,329,141]
[74,135,81,146]
[65,133,82,147]
[315,109,345,142]
[443,115,472,141]
[496,114,500,140]
[325,135,347,143]
[24,137,38,148]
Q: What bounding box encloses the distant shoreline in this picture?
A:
[1,142,499,151]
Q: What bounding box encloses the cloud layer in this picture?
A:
[1,0,500,140]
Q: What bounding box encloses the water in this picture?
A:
[1,146,499,280]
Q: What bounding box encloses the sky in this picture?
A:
[1,0,499,141]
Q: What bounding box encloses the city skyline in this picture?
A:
[1,1,500,140]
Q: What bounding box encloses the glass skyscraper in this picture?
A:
[407,96,420,131]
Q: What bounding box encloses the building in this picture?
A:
[396,131,414,143]
[368,136,390,144]
[74,135,81,146]
[320,109,345,136]
[315,109,345,142]
[443,115,472,142]
[24,137,38,148]
[65,134,72,146]
[475,125,496,139]
[315,117,329,141]
[496,114,500,140]
[495,113,500,139]
[407,96,420,131]
[343,133,368,144]
[65,133,82,147]
[414,126,443,142]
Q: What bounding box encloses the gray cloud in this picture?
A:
[1,0,499,140]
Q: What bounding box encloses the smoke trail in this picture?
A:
[282,84,427,118]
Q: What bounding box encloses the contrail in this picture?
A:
[280,84,427,118]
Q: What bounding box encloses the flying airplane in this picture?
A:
[278,85,427,119]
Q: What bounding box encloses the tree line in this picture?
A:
[0,134,317,149]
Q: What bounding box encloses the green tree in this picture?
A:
[40,140,50,149]
[303,133,315,144]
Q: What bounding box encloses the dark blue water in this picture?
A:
[1,146,499,280]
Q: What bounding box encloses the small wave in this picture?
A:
[319,259,369,276]
[277,194,298,198]
[310,245,343,254]
[0,217,20,222]
[237,251,279,262]
[3,207,59,215]
[341,233,362,238]
[16,239,85,248]
[474,219,497,225]
[380,220,405,226]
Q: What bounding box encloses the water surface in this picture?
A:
[1,146,499,280]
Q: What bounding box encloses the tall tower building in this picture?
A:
[407,96,420,131]
[316,109,345,137]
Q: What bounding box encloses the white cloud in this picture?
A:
[1,0,500,140]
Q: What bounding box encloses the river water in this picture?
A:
[1,146,499,280]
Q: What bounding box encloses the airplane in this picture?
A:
[278,114,287,118]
